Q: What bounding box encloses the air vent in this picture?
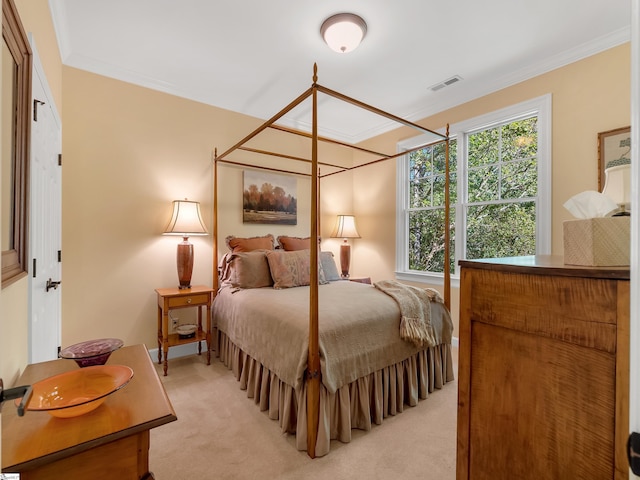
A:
[429,75,463,92]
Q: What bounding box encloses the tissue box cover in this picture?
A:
[563,217,630,266]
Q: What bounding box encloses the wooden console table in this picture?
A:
[2,344,177,479]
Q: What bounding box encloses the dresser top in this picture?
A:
[459,255,630,280]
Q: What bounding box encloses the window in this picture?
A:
[396,95,551,284]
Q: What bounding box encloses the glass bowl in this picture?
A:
[17,364,134,418]
[59,338,124,367]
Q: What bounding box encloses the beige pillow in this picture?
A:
[222,250,273,289]
[266,249,327,289]
[226,234,274,252]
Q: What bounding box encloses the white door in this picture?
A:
[28,42,62,364]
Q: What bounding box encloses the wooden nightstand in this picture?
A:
[155,285,214,376]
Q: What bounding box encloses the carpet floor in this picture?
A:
[149,348,458,480]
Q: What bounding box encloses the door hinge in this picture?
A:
[32,258,36,278]
[58,153,62,166]
[33,99,45,122]
[628,432,640,475]
[58,250,62,262]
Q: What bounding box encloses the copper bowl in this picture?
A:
[17,364,134,418]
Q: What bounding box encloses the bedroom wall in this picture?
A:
[351,43,631,334]
[61,66,353,350]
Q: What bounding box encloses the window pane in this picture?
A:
[410,179,432,208]
[433,142,447,173]
[501,159,537,199]
[408,209,455,273]
[409,148,432,180]
[468,128,498,167]
[448,139,457,172]
[466,202,536,259]
[468,165,499,202]
[449,171,458,203]
[502,117,537,162]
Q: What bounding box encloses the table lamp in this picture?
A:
[602,158,631,216]
[163,199,209,289]
[330,215,360,278]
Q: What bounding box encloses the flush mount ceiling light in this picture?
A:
[320,13,367,53]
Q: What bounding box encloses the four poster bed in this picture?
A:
[211,65,454,458]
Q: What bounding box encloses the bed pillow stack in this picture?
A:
[220,234,341,289]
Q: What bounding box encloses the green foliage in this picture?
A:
[406,116,538,274]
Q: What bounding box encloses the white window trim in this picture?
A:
[395,94,552,285]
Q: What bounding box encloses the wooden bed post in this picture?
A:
[212,148,219,293]
[306,64,321,459]
[444,125,451,310]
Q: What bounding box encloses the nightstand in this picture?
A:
[155,285,214,376]
[348,277,371,284]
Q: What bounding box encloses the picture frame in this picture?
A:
[597,126,631,191]
[242,170,297,225]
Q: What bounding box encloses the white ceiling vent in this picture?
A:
[429,75,463,92]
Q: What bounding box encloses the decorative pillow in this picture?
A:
[320,251,341,281]
[220,250,273,289]
[226,234,274,252]
[277,236,310,251]
[266,249,327,289]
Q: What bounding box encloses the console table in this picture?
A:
[2,344,177,479]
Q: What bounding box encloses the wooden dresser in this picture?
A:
[456,255,629,480]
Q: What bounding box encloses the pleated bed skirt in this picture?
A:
[217,331,454,457]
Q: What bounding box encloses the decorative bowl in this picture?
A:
[59,338,124,367]
[176,324,197,339]
[17,365,134,418]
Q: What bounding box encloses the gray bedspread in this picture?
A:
[213,280,453,394]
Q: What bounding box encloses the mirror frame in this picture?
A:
[1,0,31,287]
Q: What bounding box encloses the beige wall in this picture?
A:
[352,43,631,333]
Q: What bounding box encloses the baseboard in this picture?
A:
[147,342,202,362]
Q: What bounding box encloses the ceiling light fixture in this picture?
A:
[321,13,367,54]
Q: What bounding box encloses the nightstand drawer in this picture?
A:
[167,294,209,308]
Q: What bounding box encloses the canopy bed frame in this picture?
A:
[212,64,451,458]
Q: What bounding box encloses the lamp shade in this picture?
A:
[320,13,367,53]
[330,215,360,239]
[602,162,631,211]
[163,200,208,236]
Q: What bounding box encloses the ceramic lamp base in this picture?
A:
[176,238,194,289]
[340,242,351,278]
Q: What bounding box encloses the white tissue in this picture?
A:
[563,190,618,219]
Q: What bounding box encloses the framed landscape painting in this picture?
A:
[598,126,631,191]
[242,170,297,225]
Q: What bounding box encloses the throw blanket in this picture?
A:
[374,280,443,347]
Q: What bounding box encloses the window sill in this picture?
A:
[394,270,461,290]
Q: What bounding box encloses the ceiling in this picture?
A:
[49,0,631,144]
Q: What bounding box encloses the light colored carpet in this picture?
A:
[149,348,458,480]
